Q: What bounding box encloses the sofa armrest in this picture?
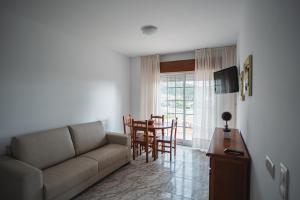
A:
[0,156,43,200]
[106,132,129,146]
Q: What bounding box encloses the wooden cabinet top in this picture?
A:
[206,128,250,160]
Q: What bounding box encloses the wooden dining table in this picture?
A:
[132,121,173,160]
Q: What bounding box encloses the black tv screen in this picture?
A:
[214,66,239,94]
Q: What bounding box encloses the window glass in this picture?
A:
[168,88,175,100]
[176,88,184,100]
[167,101,175,113]
[185,101,194,115]
[185,88,194,100]
[160,72,194,142]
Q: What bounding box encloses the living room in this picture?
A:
[0,0,299,200]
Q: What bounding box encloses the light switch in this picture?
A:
[279,163,288,200]
[265,155,275,178]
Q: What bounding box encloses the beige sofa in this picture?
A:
[0,121,131,200]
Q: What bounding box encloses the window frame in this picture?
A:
[160,72,194,146]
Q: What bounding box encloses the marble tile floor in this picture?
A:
[74,146,209,200]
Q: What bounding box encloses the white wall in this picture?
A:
[237,0,300,199]
[0,8,130,154]
[129,57,141,118]
[160,51,194,62]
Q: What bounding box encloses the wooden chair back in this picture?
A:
[131,120,149,141]
[122,114,133,135]
[132,120,153,162]
[156,117,178,161]
[150,114,165,123]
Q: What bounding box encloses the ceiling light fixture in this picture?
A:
[141,25,158,35]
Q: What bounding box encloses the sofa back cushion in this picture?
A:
[11,127,75,169]
[68,121,107,155]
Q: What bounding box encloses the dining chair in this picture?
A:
[150,114,165,135]
[150,114,165,123]
[150,114,166,151]
[132,120,156,163]
[156,118,178,161]
[122,114,133,148]
[123,114,133,135]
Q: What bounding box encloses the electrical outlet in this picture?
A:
[279,163,288,200]
[265,155,275,178]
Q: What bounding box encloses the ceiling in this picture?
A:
[4,0,242,57]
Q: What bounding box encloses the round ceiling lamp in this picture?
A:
[141,25,158,35]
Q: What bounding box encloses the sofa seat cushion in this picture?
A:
[11,127,75,169]
[43,157,98,200]
[81,144,129,171]
[69,121,107,155]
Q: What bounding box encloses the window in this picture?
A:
[160,72,194,145]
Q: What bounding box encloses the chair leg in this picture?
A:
[170,143,172,161]
[139,145,141,155]
[154,142,157,159]
[152,144,155,159]
[156,142,159,154]
[151,144,154,158]
[133,143,136,160]
[162,141,165,154]
[157,142,159,160]
[174,140,176,157]
[146,145,149,163]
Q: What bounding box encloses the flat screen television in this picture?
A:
[214,66,239,94]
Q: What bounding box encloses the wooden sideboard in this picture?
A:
[206,128,250,200]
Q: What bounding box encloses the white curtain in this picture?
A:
[193,46,237,151]
[140,55,160,119]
